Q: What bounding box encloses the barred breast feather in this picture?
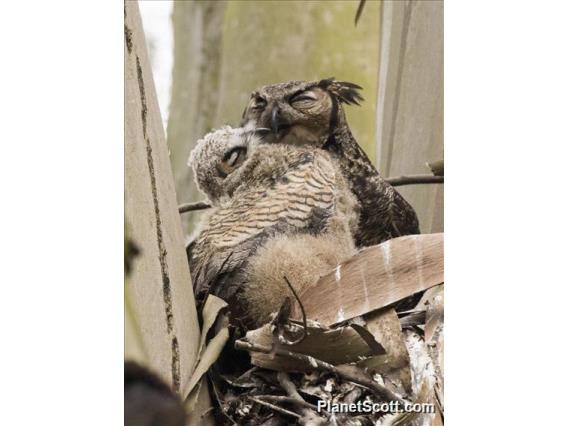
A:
[189,146,356,311]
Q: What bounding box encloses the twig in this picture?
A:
[277,372,304,401]
[355,0,366,26]
[255,395,320,412]
[276,371,323,420]
[248,396,302,419]
[235,340,404,405]
[386,175,444,187]
[276,276,307,345]
[178,201,211,214]
[209,374,238,425]
[399,310,427,328]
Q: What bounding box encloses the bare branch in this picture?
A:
[355,0,367,26]
[255,395,320,412]
[248,396,302,419]
[386,175,444,187]
[178,201,211,214]
[277,372,305,403]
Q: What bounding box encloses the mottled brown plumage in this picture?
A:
[241,78,420,246]
[187,126,358,327]
[242,231,356,327]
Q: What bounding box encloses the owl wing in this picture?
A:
[189,151,339,306]
[354,173,421,246]
[389,187,421,237]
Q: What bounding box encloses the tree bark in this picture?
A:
[375,0,444,233]
[167,1,227,234]
[124,0,201,396]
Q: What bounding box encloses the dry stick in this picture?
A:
[354,0,366,25]
[178,201,211,214]
[277,276,307,345]
[277,371,324,420]
[386,175,444,187]
[248,396,301,419]
[277,372,304,401]
[210,376,238,426]
[235,340,404,405]
[255,395,320,412]
[399,310,427,328]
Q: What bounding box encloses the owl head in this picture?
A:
[188,125,267,203]
[241,78,363,147]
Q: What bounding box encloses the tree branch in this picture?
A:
[354,0,366,26]
[386,175,444,187]
[178,201,212,214]
[255,395,320,412]
[248,396,301,419]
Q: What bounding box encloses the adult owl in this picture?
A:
[187,126,357,327]
[241,78,420,247]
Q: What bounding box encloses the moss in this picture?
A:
[216,0,380,161]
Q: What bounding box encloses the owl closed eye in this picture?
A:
[241,81,348,147]
[217,145,247,178]
[188,126,258,203]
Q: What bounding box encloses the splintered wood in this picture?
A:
[245,322,385,372]
[358,308,412,394]
[292,233,444,326]
[233,233,444,424]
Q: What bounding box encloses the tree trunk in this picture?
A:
[124,0,201,396]
[375,0,444,233]
[167,1,227,235]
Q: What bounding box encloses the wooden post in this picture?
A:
[124,1,200,397]
[375,0,444,233]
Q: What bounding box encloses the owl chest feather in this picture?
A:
[196,162,337,253]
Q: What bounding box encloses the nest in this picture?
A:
[187,234,444,426]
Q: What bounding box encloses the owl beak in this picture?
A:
[270,105,291,136]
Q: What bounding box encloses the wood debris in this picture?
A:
[196,234,444,425]
[291,234,443,326]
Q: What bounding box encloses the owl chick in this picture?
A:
[187,126,358,328]
[187,125,259,206]
[241,78,420,247]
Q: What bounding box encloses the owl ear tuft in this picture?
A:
[318,78,364,106]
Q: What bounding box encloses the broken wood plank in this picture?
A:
[292,233,444,326]
[245,322,384,372]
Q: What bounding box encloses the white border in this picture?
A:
[447,1,568,424]
[0,1,123,424]
[1,1,567,424]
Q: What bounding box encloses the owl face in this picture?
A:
[188,126,264,203]
[241,78,363,148]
